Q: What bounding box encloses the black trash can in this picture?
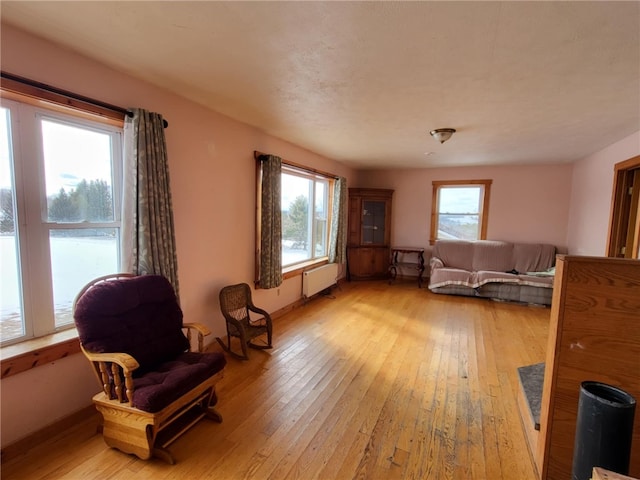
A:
[571,381,636,480]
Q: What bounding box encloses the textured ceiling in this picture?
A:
[1,1,639,169]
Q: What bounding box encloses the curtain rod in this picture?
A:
[254,150,339,180]
[0,71,168,128]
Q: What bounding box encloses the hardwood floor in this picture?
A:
[2,281,550,479]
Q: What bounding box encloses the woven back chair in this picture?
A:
[217,283,273,360]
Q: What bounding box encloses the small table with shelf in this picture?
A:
[388,247,425,287]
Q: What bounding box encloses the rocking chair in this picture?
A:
[217,283,273,360]
[73,274,226,464]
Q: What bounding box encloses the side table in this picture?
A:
[389,247,425,287]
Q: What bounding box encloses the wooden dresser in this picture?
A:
[593,467,640,480]
[520,256,640,479]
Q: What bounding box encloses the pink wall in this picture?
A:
[2,21,637,449]
[358,163,574,254]
[567,131,640,256]
[0,23,355,447]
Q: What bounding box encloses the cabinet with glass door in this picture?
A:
[347,188,393,280]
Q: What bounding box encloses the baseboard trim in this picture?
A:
[1,405,99,464]
[270,279,347,320]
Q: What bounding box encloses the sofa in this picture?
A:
[428,240,557,305]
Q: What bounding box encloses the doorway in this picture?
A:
[607,155,640,258]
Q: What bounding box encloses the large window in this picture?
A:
[430,179,492,244]
[281,165,331,268]
[1,99,122,345]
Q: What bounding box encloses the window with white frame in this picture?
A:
[1,98,123,345]
[281,165,331,268]
[430,179,492,244]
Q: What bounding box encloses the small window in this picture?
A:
[281,166,331,268]
[430,179,492,245]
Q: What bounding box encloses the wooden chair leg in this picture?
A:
[240,335,250,360]
[205,407,223,423]
[153,447,176,465]
[216,336,249,360]
[248,331,273,350]
[216,336,229,353]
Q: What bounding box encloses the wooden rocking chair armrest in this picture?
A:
[183,322,211,337]
[81,349,138,404]
[81,349,140,373]
[247,306,272,321]
[183,323,211,352]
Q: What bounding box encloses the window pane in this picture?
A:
[282,173,312,266]
[280,171,332,267]
[439,187,481,214]
[314,181,328,256]
[42,119,114,223]
[0,107,25,341]
[50,229,119,328]
[438,214,480,240]
[438,186,482,240]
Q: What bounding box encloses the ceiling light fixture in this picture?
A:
[430,128,456,144]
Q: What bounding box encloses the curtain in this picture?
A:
[122,108,180,297]
[329,176,348,264]
[258,154,283,289]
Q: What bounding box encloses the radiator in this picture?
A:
[302,263,338,298]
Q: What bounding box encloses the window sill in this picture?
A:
[283,258,329,280]
[255,259,329,288]
[1,329,80,379]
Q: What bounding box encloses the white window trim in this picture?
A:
[430,179,492,245]
[1,98,123,346]
[281,164,332,269]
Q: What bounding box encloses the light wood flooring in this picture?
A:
[2,280,550,479]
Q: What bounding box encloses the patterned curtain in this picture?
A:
[329,176,348,264]
[122,108,180,297]
[258,154,283,289]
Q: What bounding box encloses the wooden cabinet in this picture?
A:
[521,256,640,480]
[348,247,389,278]
[347,188,393,280]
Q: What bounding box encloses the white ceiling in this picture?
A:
[1,1,639,169]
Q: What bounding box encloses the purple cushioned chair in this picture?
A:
[73,273,226,464]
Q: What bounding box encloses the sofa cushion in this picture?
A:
[477,283,554,305]
[476,270,519,286]
[517,274,555,288]
[472,241,514,272]
[475,271,554,289]
[132,351,226,412]
[431,240,475,271]
[74,275,189,373]
[429,267,477,289]
[513,243,556,273]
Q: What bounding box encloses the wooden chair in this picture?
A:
[216,283,273,360]
[73,274,226,464]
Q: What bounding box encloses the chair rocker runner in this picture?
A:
[73,274,226,464]
[217,283,273,360]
